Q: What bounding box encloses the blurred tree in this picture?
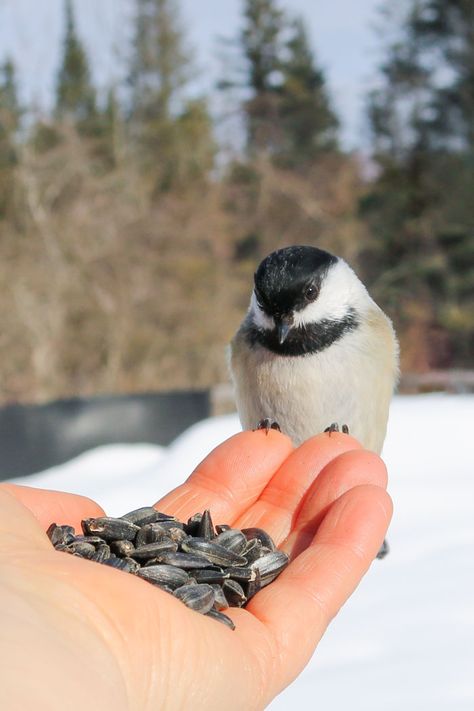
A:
[89,87,124,169]
[411,0,474,151]
[221,0,346,265]
[0,59,20,218]
[129,0,189,123]
[55,0,97,132]
[0,59,20,134]
[240,0,285,154]
[223,1,339,166]
[361,0,474,369]
[409,0,474,364]
[278,17,339,167]
[128,0,214,193]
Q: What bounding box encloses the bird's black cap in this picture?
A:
[254,245,337,316]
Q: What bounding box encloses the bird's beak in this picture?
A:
[275,314,293,344]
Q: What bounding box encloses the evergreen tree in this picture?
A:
[129,0,189,124]
[99,88,122,166]
[56,0,97,129]
[0,60,20,133]
[240,0,285,153]
[128,0,214,192]
[278,18,339,166]
[224,2,339,164]
[0,59,20,217]
[362,0,474,368]
[410,0,474,151]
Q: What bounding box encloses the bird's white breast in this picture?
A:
[230,306,397,453]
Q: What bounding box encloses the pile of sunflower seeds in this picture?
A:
[47,507,289,630]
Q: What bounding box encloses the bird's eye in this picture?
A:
[304,285,318,301]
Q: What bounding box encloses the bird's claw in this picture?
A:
[255,418,281,434]
[324,422,349,435]
[376,539,390,560]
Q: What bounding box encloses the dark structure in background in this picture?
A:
[0,391,210,479]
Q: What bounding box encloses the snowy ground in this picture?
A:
[7,394,474,710]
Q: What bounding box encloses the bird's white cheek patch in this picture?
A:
[293,261,368,326]
[250,292,274,330]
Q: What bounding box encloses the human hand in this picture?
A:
[0,429,391,711]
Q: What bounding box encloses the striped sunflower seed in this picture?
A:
[241,527,277,552]
[155,551,215,570]
[210,584,229,611]
[47,523,76,547]
[82,517,140,542]
[197,509,216,540]
[181,538,247,567]
[205,608,235,630]
[250,551,289,586]
[174,584,215,614]
[132,540,178,560]
[119,506,162,526]
[110,540,135,557]
[223,579,247,607]
[137,564,189,589]
[215,529,248,555]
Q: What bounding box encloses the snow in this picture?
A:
[7,394,474,710]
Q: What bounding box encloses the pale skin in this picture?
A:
[0,429,392,711]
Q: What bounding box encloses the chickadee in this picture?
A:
[230,245,399,454]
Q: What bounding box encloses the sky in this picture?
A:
[0,0,384,149]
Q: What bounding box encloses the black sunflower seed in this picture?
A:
[49,507,290,632]
[250,551,289,586]
[215,524,231,534]
[137,564,189,589]
[215,529,248,555]
[110,540,136,557]
[135,523,169,547]
[197,509,216,540]
[102,556,139,573]
[81,517,139,542]
[223,579,247,607]
[205,608,235,630]
[47,523,76,547]
[155,552,215,570]
[132,540,178,561]
[210,584,229,610]
[192,568,229,585]
[87,544,109,562]
[173,584,215,614]
[241,527,277,552]
[119,506,162,526]
[67,541,96,558]
[181,538,248,567]
[226,566,256,583]
[185,513,203,536]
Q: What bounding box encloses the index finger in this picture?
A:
[155,429,294,523]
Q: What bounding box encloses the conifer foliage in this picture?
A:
[56,0,97,130]
[0,59,20,217]
[128,0,214,192]
[279,17,339,165]
[0,0,471,401]
[363,0,474,368]
[235,0,338,165]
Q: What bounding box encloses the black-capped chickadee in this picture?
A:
[230,245,399,454]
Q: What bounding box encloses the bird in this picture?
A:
[229,245,399,455]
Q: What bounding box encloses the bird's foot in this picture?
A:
[254,418,281,434]
[376,539,390,560]
[324,422,350,435]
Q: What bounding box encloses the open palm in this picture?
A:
[0,429,391,711]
